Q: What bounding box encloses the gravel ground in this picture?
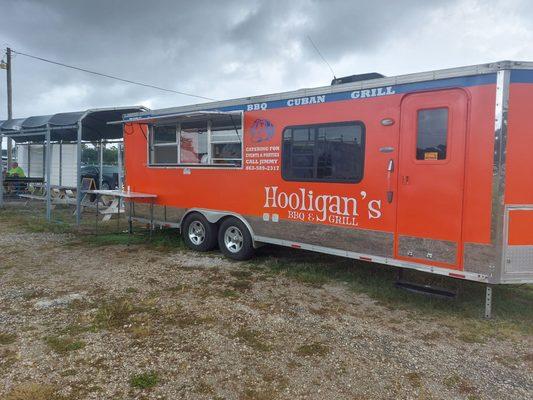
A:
[0,218,532,399]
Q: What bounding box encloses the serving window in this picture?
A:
[148,112,243,167]
[282,121,365,183]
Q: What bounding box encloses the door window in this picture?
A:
[416,108,448,161]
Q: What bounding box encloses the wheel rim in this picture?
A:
[224,226,244,253]
[188,221,206,245]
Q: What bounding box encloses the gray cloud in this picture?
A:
[0,0,532,120]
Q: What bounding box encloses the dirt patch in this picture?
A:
[0,212,532,399]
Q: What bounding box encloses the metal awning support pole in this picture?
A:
[116,142,123,231]
[207,120,212,163]
[98,139,103,188]
[59,141,63,186]
[75,122,82,226]
[117,142,123,190]
[27,144,31,177]
[45,124,52,221]
[42,143,45,180]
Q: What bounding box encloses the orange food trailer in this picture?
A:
[119,60,533,312]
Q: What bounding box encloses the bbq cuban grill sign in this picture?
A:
[246,86,396,111]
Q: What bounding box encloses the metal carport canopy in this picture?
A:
[0,107,145,142]
[0,106,146,224]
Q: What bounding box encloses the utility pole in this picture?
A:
[0,48,9,208]
[6,47,13,167]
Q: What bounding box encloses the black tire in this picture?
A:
[218,217,255,261]
[181,213,218,251]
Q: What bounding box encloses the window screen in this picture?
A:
[150,125,178,164]
[210,117,242,166]
[153,146,177,164]
[282,122,365,183]
[416,108,448,160]
[153,125,177,144]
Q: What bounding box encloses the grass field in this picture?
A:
[2,206,532,339]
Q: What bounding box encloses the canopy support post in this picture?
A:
[207,120,212,163]
[98,139,104,189]
[117,142,123,191]
[45,124,52,221]
[59,141,63,186]
[27,144,31,177]
[42,143,45,180]
[76,123,82,226]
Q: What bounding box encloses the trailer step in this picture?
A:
[395,280,456,299]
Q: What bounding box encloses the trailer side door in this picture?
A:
[395,89,468,269]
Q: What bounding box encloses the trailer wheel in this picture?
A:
[181,213,218,252]
[218,218,255,261]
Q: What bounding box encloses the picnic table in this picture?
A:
[3,177,45,198]
[3,176,45,183]
[83,189,157,235]
[18,183,77,206]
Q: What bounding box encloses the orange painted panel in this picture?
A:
[123,82,497,270]
[506,84,533,204]
[125,97,402,234]
[508,210,533,245]
[460,85,496,244]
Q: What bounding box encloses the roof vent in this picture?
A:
[331,72,385,85]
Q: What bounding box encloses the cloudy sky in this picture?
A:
[0,0,532,121]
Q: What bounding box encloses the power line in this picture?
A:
[307,35,336,80]
[11,49,216,101]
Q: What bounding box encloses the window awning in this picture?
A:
[113,110,243,127]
